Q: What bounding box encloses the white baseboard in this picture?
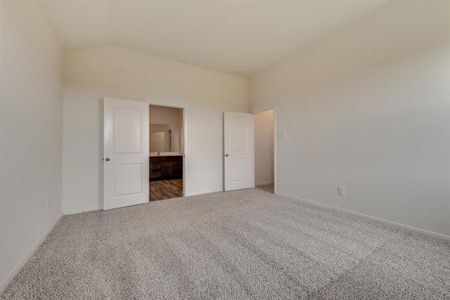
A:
[277,192,450,241]
[0,214,63,295]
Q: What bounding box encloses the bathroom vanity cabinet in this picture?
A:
[150,155,183,181]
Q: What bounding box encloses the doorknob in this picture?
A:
[225,154,229,157]
[104,158,110,161]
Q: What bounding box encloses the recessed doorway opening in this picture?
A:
[254,109,275,194]
[149,105,184,201]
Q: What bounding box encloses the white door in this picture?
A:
[224,112,255,191]
[103,97,149,210]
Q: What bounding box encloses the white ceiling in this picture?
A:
[39,0,392,77]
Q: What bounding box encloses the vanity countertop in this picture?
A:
[150,152,183,157]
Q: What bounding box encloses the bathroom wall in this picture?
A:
[150,105,183,153]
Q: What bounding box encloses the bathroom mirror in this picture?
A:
[150,124,180,153]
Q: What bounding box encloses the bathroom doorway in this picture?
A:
[149,104,184,201]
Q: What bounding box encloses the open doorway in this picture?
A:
[149,105,184,201]
[254,109,274,193]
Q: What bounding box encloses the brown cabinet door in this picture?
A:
[150,156,183,180]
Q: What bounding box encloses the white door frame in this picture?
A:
[251,105,277,194]
[146,99,187,197]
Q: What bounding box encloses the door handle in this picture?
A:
[224,154,229,157]
[104,158,110,162]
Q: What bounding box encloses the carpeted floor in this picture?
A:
[2,189,449,299]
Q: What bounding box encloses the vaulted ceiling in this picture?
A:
[39,0,392,76]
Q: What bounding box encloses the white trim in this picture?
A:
[251,106,277,194]
[0,215,63,294]
[277,192,450,241]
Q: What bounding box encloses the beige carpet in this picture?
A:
[2,189,449,299]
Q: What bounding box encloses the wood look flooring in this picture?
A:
[149,179,183,201]
[256,183,274,193]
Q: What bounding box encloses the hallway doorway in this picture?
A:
[254,109,274,194]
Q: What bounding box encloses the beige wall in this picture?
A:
[150,105,182,125]
[0,0,63,291]
[63,46,247,214]
[250,0,450,236]
[255,110,274,186]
